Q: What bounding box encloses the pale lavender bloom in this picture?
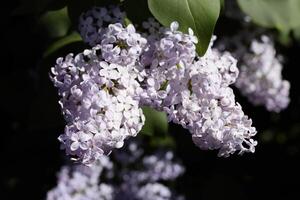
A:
[51,46,145,165]
[47,140,185,200]
[142,18,163,35]
[47,157,114,200]
[100,23,147,65]
[69,130,93,151]
[136,183,172,200]
[235,36,290,112]
[217,30,290,112]
[115,140,185,200]
[140,22,197,109]
[142,151,185,181]
[53,15,258,161]
[79,6,125,46]
[163,48,257,157]
[139,22,257,156]
[142,18,166,42]
[155,21,197,66]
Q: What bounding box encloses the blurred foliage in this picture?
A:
[220,0,225,12]
[141,107,168,136]
[293,25,300,41]
[140,107,175,148]
[38,7,71,39]
[237,0,300,40]
[43,32,82,57]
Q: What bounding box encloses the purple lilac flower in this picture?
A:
[47,140,185,200]
[53,4,259,160]
[217,28,290,112]
[47,157,114,200]
[101,23,147,65]
[136,183,171,200]
[51,46,145,165]
[79,6,125,46]
[140,22,257,156]
[235,36,290,112]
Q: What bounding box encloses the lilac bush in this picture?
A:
[51,6,258,165]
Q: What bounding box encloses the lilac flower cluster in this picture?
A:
[190,50,257,156]
[101,23,147,65]
[47,157,114,200]
[79,6,125,46]
[235,36,290,112]
[115,142,185,200]
[139,23,257,156]
[140,21,197,108]
[52,6,258,164]
[141,18,166,42]
[51,44,145,165]
[47,140,185,200]
[218,32,290,112]
[136,183,172,200]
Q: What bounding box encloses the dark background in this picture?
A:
[1,1,300,199]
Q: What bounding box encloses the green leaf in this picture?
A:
[293,26,300,41]
[278,30,291,46]
[44,32,83,57]
[39,7,71,38]
[141,106,168,136]
[220,0,225,11]
[237,0,300,34]
[148,0,221,56]
[149,135,175,148]
[124,17,133,26]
